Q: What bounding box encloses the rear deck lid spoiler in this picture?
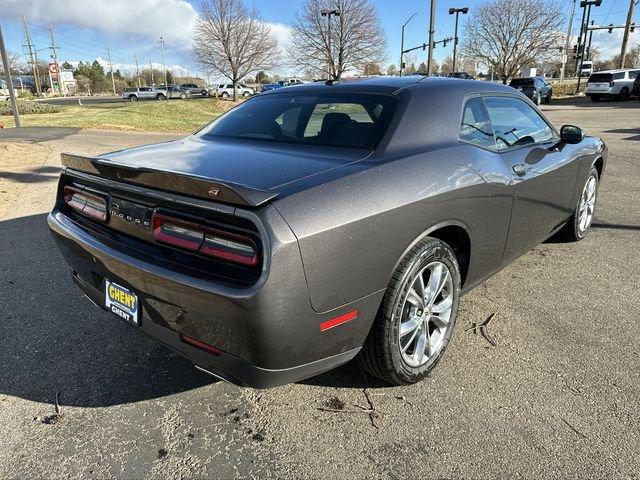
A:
[61,153,279,208]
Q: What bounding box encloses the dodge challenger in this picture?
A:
[48,77,606,387]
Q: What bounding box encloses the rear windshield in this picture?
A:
[509,78,534,86]
[588,73,613,83]
[199,92,397,150]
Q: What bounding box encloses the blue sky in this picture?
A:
[1,0,636,80]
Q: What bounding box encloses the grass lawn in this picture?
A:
[0,98,235,133]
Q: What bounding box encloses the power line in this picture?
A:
[48,24,63,96]
[22,16,42,97]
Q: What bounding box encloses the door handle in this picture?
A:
[513,164,527,177]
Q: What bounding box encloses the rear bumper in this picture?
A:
[48,210,381,388]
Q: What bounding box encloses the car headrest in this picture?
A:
[320,112,352,139]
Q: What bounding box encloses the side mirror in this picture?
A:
[560,125,584,144]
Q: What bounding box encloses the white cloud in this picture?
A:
[5,0,196,46]
[590,29,640,61]
[266,22,294,51]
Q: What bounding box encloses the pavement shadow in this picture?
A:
[0,126,82,142]
[300,361,393,389]
[603,128,640,141]
[0,213,214,408]
[544,96,640,109]
[0,166,62,183]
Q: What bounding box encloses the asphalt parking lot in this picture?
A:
[0,97,639,479]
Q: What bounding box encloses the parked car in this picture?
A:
[448,72,476,80]
[156,84,191,99]
[49,77,606,388]
[579,61,594,78]
[260,80,290,92]
[632,74,640,98]
[508,76,552,105]
[586,69,640,101]
[206,83,254,98]
[179,83,203,95]
[122,86,172,101]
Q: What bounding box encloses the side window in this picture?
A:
[484,96,555,150]
[459,97,496,150]
[629,70,640,79]
[613,72,625,80]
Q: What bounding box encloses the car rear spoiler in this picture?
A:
[60,153,279,208]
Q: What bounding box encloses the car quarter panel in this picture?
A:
[274,144,514,313]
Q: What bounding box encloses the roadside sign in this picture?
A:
[48,63,58,74]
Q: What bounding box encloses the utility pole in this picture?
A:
[620,0,637,68]
[48,24,63,96]
[22,16,42,97]
[400,13,418,76]
[449,7,469,74]
[159,36,167,86]
[0,24,21,127]
[149,59,154,84]
[135,53,141,87]
[561,0,577,80]
[576,0,601,93]
[427,0,436,76]
[586,20,595,60]
[321,9,341,79]
[107,45,116,95]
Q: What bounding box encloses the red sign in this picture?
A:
[48,63,58,74]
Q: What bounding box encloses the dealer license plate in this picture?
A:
[105,280,139,325]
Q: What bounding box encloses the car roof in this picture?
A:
[261,75,515,97]
[594,69,631,73]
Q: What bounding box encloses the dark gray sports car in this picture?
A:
[48,77,606,387]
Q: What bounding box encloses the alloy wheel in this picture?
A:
[398,261,454,368]
[578,174,597,233]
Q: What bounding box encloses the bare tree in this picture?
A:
[461,0,564,83]
[288,0,387,79]
[0,51,24,75]
[193,0,279,101]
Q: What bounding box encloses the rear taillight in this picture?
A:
[152,213,204,251]
[63,186,107,221]
[151,212,259,266]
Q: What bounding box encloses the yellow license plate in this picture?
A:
[105,280,139,325]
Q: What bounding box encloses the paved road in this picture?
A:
[0,98,639,478]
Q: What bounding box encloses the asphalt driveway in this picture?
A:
[0,97,639,479]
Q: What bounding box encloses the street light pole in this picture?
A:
[321,9,341,80]
[0,24,21,127]
[400,13,417,77]
[427,0,436,76]
[576,0,601,93]
[159,36,167,86]
[448,7,469,74]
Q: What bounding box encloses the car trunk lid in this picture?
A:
[62,136,372,207]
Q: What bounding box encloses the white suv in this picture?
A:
[207,83,254,98]
[586,69,640,101]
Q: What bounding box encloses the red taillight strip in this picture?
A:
[201,226,258,267]
[63,185,107,221]
[320,309,359,332]
[179,334,222,356]
[152,212,204,251]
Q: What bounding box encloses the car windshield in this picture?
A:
[509,78,534,86]
[199,92,397,150]
[588,73,613,83]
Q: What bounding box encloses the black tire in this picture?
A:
[558,166,599,242]
[180,93,187,99]
[356,237,461,385]
[156,94,166,101]
[543,90,552,104]
[619,87,630,100]
[129,95,138,102]
[221,91,229,98]
[243,91,251,97]
[590,95,601,102]
[533,92,541,105]
[201,90,209,96]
